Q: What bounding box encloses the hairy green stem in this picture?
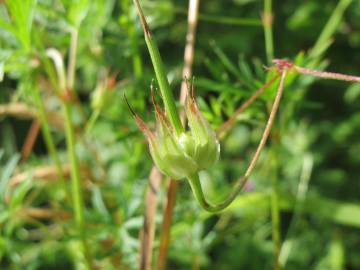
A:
[263,0,274,63]
[132,0,183,135]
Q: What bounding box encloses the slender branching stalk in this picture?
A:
[295,66,360,83]
[217,73,280,139]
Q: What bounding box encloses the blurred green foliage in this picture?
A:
[0,0,360,269]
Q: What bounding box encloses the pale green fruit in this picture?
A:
[129,86,220,180]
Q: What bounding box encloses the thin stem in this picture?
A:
[244,70,287,178]
[295,65,360,83]
[217,74,280,139]
[309,0,353,59]
[263,0,274,63]
[188,70,288,212]
[132,0,183,135]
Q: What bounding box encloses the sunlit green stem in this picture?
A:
[132,0,183,135]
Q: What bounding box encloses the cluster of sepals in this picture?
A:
[125,79,220,180]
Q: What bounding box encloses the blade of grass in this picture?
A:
[309,0,353,60]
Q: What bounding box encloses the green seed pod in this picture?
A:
[126,82,220,180]
[184,90,220,170]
